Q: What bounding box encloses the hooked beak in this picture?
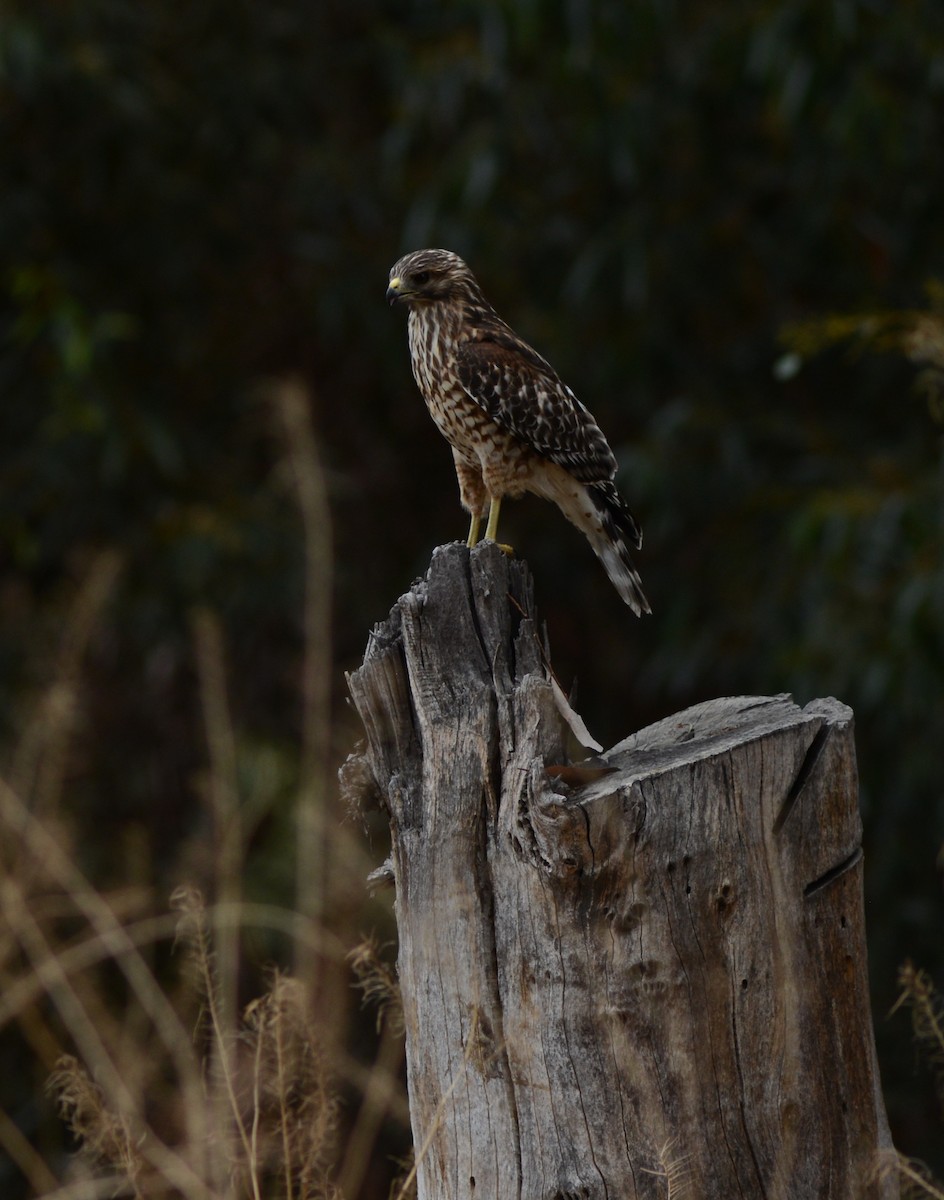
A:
[386,277,405,305]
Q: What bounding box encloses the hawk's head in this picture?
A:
[386,249,483,308]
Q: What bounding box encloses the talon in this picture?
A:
[495,542,515,556]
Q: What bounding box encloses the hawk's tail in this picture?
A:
[582,480,651,616]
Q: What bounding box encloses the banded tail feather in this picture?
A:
[583,480,650,616]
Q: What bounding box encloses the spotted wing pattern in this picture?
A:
[455,335,618,485]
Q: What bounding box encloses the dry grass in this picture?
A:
[0,386,411,1199]
[891,961,944,1109]
[871,1150,944,1200]
[873,961,944,1197]
[347,939,402,1037]
[638,1138,693,1200]
[41,909,343,1200]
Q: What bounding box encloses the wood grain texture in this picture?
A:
[347,544,897,1200]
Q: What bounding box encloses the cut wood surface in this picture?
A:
[347,543,897,1200]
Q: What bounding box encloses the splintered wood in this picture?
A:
[347,543,898,1200]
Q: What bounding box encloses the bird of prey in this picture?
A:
[386,248,650,615]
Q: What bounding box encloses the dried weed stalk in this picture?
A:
[879,960,944,1198]
[386,1154,416,1200]
[348,938,402,1035]
[639,1137,693,1200]
[272,379,333,990]
[892,960,944,1111]
[47,1056,143,1196]
[871,1149,944,1200]
[243,972,340,1200]
[46,896,343,1200]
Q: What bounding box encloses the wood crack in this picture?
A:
[773,723,830,834]
[803,847,863,899]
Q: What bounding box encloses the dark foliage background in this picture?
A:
[2,0,943,1191]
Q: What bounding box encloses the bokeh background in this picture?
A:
[3,0,943,1194]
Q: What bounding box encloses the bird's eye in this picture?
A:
[413,271,430,286]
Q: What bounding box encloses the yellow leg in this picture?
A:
[466,512,481,548]
[485,497,501,542]
[484,498,514,555]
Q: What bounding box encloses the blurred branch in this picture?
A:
[191,609,242,1042]
[0,1106,59,1195]
[781,280,944,425]
[0,873,211,1200]
[9,550,122,824]
[336,1020,405,1200]
[272,379,334,991]
[0,903,347,1035]
[0,779,212,1187]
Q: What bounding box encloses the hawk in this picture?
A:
[386,248,650,615]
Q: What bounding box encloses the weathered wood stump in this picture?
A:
[347,543,897,1200]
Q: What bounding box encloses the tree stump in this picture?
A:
[346,543,897,1200]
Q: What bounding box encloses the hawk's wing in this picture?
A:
[455,334,618,484]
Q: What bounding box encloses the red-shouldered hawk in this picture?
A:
[386,248,650,615]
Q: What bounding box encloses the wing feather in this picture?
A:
[455,334,618,484]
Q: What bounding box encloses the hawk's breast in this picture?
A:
[407,305,540,495]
